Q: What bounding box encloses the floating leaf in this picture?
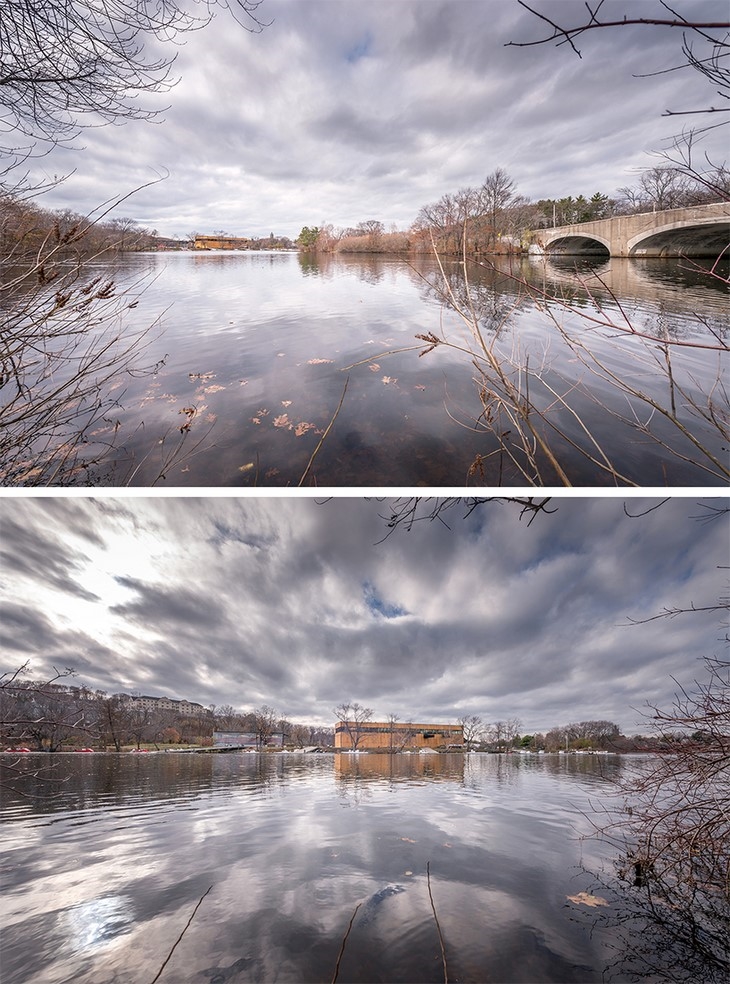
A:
[251,417,261,425]
[307,358,334,365]
[369,363,381,372]
[189,372,215,381]
[294,421,316,437]
[273,413,291,428]
[400,837,416,843]
[238,463,255,473]
[414,384,426,391]
[239,379,249,386]
[203,384,225,394]
[257,409,269,416]
[567,892,608,908]
[382,376,397,385]
[281,400,292,407]
[265,468,280,478]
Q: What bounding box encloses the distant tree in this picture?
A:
[295,226,320,249]
[251,704,277,748]
[478,168,519,247]
[333,701,373,751]
[385,713,415,752]
[458,714,484,750]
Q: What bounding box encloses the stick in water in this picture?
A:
[427,862,449,984]
[331,901,362,984]
[150,884,214,984]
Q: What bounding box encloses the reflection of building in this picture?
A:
[334,720,464,751]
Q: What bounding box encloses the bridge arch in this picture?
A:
[628,219,730,258]
[544,233,611,258]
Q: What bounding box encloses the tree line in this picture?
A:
[0,666,332,752]
[297,159,729,257]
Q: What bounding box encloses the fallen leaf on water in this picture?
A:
[404,870,413,876]
[273,413,291,428]
[382,376,397,385]
[251,417,261,425]
[414,384,426,391]
[307,358,334,365]
[567,892,608,908]
[238,463,255,473]
[203,384,226,394]
[277,352,286,358]
[189,372,215,381]
[281,400,292,407]
[265,468,280,478]
[369,363,381,372]
[400,837,416,843]
[239,379,249,386]
[257,409,269,416]
[295,421,316,437]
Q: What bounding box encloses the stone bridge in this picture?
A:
[536,202,729,258]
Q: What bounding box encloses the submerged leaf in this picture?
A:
[567,892,608,908]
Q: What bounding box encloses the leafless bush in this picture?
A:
[593,656,730,981]
[398,237,729,486]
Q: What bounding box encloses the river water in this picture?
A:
[0,751,680,984]
[40,250,728,487]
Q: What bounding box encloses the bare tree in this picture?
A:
[333,701,373,751]
[590,656,730,981]
[458,714,484,750]
[251,703,278,748]
[1,0,268,151]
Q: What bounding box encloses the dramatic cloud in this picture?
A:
[29,0,727,237]
[0,496,726,735]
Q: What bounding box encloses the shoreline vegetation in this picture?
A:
[3,165,727,260]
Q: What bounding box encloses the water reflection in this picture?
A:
[2,752,663,984]
[25,249,726,487]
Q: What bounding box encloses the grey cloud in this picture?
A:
[1,497,726,735]
[111,576,227,629]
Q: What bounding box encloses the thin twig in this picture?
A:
[298,375,349,486]
[331,901,362,984]
[427,861,449,984]
[150,885,213,984]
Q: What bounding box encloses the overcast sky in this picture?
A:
[29,0,728,238]
[1,495,726,734]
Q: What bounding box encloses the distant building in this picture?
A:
[334,720,464,751]
[121,694,211,718]
[213,731,284,748]
[194,235,251,250]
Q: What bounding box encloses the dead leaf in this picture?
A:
[414,384,426,391]
[203,384,225,394]
[239,379,249,386]
[251,417,261,425]
[273,413,291,428]
[238,463,255,473]
[567,892,608,908]
[382,376,397,385]
[294,421,316,437]
[369,363,381,372]
[400,837,417,843]
[281,400,292,407]
[307,358,334,365]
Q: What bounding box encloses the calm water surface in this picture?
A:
[52,251,728,487]
[1,752,663,984]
